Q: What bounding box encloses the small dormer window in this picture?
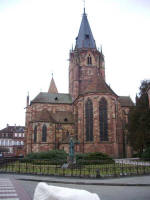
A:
[64,118,68,122]
[87,55,92,65]
[85,34,89,39]
[55,97,58,101]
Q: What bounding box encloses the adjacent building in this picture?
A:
[147,87,150,108]
[25,9,134,158]
[0,125,25,157]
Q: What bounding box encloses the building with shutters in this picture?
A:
[0,125,25,157]
[25,9,134,158]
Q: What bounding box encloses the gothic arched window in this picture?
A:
[85,98,93,141]
[42,124,47,142]
[87,55,92,65]
[99,98,108,141]
[34,126,37,143]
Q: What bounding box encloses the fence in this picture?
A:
[0,158,150,178]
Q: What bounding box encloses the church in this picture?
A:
[25,9,134,158]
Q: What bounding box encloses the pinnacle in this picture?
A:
[48,77,58,94]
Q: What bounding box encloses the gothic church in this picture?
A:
[25,9,134,158]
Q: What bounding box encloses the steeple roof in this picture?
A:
[75,9,96,49]
[48,77,58,94]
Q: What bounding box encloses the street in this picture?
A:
[0,174,149,200]
[19,180,150,200]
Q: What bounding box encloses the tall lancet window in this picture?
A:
[42,124,47,142]
[99,98,108,141]
[34,125,37,143]
[87,55,92,65]
[85,98,93,141]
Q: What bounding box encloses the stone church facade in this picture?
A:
[25,10,134,158]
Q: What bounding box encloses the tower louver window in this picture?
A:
[99,98,108,141]
[87,55,92,65]
[85,99,93,141]
[34,126,37,143]
[42,124,47,142]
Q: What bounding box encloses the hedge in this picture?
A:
[76,152,114,164]
[25,150,67,163]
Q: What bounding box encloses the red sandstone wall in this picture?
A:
[74,94,122,158]
[69,49,105,99]
[26,118,74,154]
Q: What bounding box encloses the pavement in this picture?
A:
[0,174,150,200]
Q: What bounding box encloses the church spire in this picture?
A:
[48,76,58,94]
[75,9,96,49]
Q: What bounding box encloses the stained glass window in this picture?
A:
[99,98,108,141]
[42,124,47,142]
[85,99,93,141]
[34,126,37,143]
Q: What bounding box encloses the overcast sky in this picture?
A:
[0,0,150,129]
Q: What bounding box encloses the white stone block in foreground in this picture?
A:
[33,182,100,200]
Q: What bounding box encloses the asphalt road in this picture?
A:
[17,179,150,200]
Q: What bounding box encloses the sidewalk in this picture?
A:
[1,173,150,186]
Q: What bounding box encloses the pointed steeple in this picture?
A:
[48,77,58,94]
[75,9,96,49]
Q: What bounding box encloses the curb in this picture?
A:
[17,178,150,187]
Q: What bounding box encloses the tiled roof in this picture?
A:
[52,111,74,124]
[31,93,73,104]
[118,96,134,107]
[80,75,117,96]
[32,110,74,124]
[0,126,25,133]
[75,10,96,49]
[33,110,56,123]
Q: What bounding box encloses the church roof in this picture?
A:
[118,96,134,107]
[33,109,56,123]
[52,111,74,124]
[32,110,74,124]
[75,9,96,49]
[31,93,73,104]
[48,77,58,94]
[80,75,117,96]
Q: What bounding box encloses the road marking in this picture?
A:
[0,178,19,199]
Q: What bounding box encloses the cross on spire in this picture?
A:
[75,1,96,49]
[83,0,86,13]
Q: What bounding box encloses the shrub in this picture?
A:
[24,150,67,164]
[132,153,141,158]
[76,152,114,165]
[141,147,150,160]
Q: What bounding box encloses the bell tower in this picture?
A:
[69,9,105,100]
